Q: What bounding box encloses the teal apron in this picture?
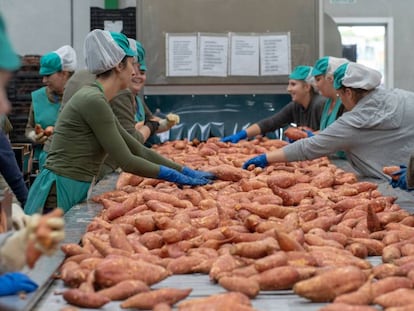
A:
[320,97,346,159]
[134,96,145,122]
[32,87,61,170]
[24,169,91,215]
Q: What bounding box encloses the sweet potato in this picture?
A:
[371,276,413,299]
[374,288,414,308]
[167,256,203,274]
[61,243,89,256]
[120,288,192,309]
[26,208,64,268]
[177,292,252,311]
[372,263,405,279]
[60,261,86,288]
[333,278,372,305]
[293,265,367,302]
[153,303,173,311]
[346,243,368,259]
[218,276,260,298]
[284,127,307,141]
[109,224,134,253]
[251,265,300,290]
[230,237,278,259]
[63,289,110,308]
[274,230,305,252]
[209,254,244,281]
[266,173,296,189]
[237,202,295,219]
[95,257,169,287]
[97,279,149,300]
[254,252,288,272]
[383,166,401,180]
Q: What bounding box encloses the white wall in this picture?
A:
[324,0,414,91]
[0,0,133,68]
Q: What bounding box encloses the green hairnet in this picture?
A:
[312,56,348,77]
[289,66,313,81]
[0,15,20,71]
[110,32,136,57]
[135,41,146,71]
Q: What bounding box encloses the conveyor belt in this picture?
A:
[2,159,413,311]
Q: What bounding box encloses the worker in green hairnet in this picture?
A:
[221,65,326,144]
[25,45,77,171]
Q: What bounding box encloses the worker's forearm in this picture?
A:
[245,124,262,138]
[266,148,288,164]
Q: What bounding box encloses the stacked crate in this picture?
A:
[7,55,43,143]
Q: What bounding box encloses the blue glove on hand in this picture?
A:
[390,165,411,191]
[157,166,210,186]
[221,130,247,143]
[0,272,38,296]
[242,154,268,170]
[304,130,314,137]
[182,167,216,180]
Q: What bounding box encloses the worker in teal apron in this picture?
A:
[24,30,213,215]
[311,56,348,159]
[25,45,77,171]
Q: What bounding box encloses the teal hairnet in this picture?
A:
[39,45,77,76]
[135,41,146,71]
[333,62,382,90]
[110,32,136,57]
[127,38,146,71]
[84,30,136,74]
[289,66,313,82]
[0,15,20,71]
[312,56,348,77]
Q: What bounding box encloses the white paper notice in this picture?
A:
[199,36,228,77]
[260,34,291,76]
[167,35,198,76]
[230,35,259,76]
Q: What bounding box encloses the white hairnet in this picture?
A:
[326,57,348,76]
[54,45,77,72]
[127,38,137,57]
[339,62,382,90]
[84,29,125,74]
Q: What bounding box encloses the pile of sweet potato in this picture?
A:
[57,137,414,310]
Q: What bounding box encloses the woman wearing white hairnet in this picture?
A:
[243,62,414,181]
[24,30,214,215]
[25,45,77,171]
[0,14,65,296]
[220,65,326,143]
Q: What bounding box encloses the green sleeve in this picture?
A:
[110,91,145,143]
[117,119,182,171]
[84,95,181,178]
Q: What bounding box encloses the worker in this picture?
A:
[0,14,28,210]
[25,45,77,171]
[220,65,326,143]
[311,56,348,158]
[61,39,180,179]
[0,14,65,296]
[312,56,348,131]
[24,30,214,215]
[243,62,414,181]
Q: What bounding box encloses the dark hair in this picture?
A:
[339,86,370,102]
[96,56,130,79]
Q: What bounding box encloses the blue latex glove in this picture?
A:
[182,167,216,180]
[221,130,247,143]
[242,154,268,170]
[304,130,314,137]
[390,165,411,191]
[0,272,38,296]
[157,166,210,186]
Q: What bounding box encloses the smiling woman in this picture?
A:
[220,65,326,144]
